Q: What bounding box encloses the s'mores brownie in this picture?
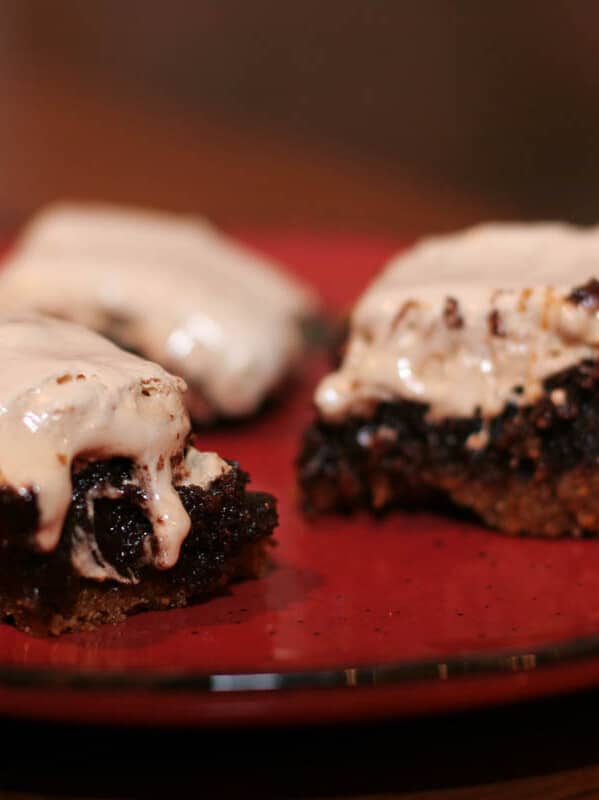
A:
[299,223,599,537]
[0,203,319,422]
[0,315,277,635]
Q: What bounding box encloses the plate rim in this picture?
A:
[3,628,599,694]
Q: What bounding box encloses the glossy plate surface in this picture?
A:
[2,231,599,727]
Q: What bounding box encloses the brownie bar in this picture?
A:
[0,458,277,635]
[0,203,320,423]
[298,360,599,537]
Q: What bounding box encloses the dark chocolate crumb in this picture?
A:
[443,297,464,330]
[568,278,599,311]
[488,309,506,337]
[391,300,418,331]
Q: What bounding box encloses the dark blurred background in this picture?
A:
[2,1,599,233]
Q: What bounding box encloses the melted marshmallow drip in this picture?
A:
[0,315,227,578]
[317,223,599,421]
[0,203,318,419]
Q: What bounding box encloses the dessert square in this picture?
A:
[0,315,277,634]
[299,223,599,537]
[0,203,319,422]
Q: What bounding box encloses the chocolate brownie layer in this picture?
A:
[0,460,277,635]
[299,360,599,537]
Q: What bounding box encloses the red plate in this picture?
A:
[2,231,599,727]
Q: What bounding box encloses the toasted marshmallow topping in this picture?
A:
[0,203,318,419]
[317,223,599,421]
[0,315,229,579]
